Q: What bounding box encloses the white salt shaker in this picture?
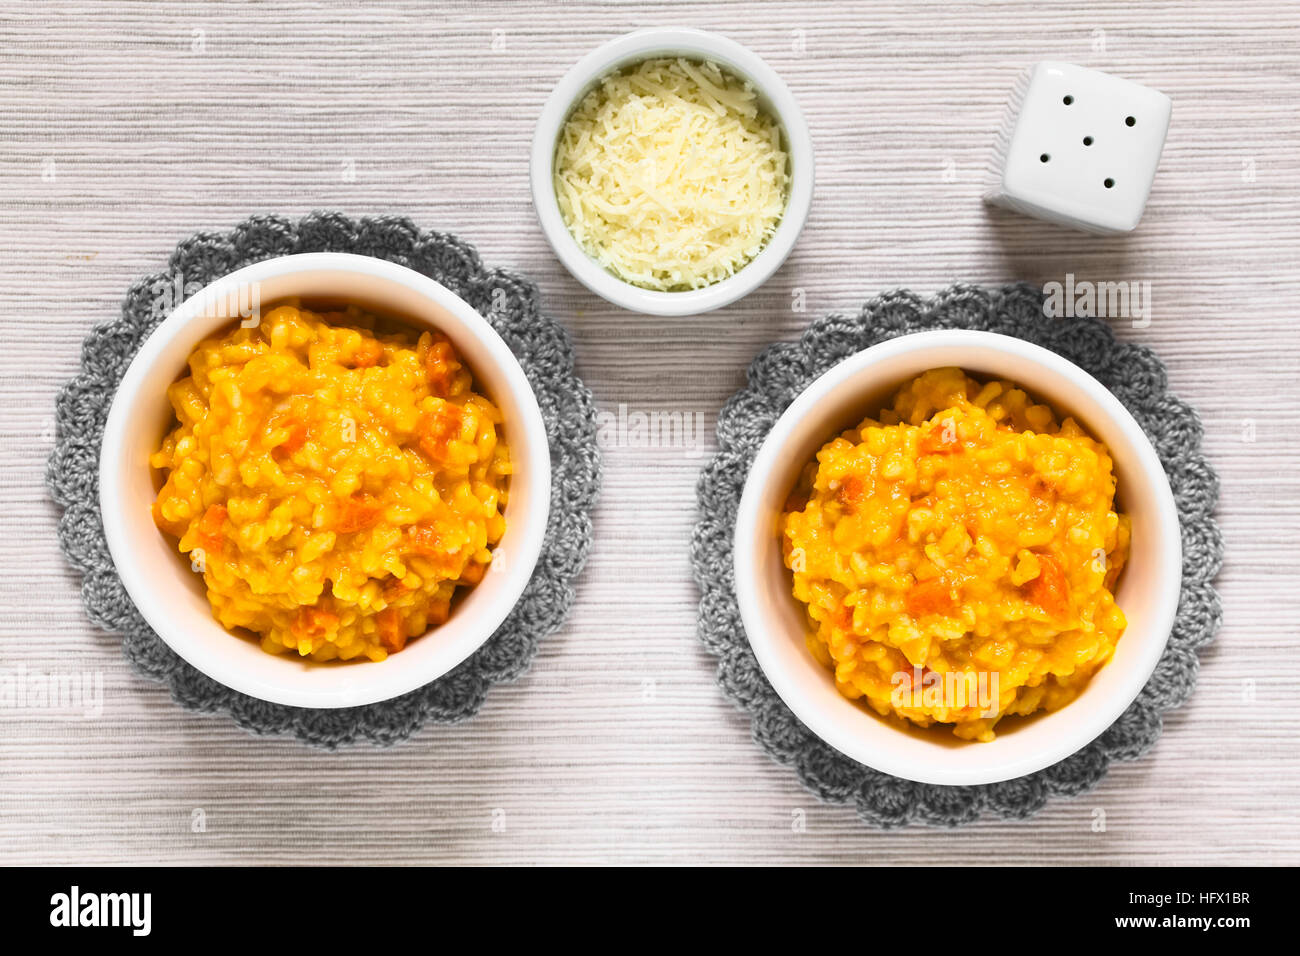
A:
[984,62,1172,234]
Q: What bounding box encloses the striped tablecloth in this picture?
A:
[1,0,1297,864]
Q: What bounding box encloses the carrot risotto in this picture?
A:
[150,302,510,662]
[781,367,1129,741]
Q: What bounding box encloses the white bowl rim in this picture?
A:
[530,26,815,316]
[98,251,552,708]
[733,328,1183,786]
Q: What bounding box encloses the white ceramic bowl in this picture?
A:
[100,252,552,709]
[734,330,1181,786]
[530,27,814,316]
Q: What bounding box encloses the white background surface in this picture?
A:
[1,0,1297,865]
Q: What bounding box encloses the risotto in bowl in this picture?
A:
[734,330,1181,786]
[100,253,551,708]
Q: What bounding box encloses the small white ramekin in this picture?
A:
[530,27,814,316]
[733,330,1182,786]
[99,252,551,709]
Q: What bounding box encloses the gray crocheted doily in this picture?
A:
[47,212,601,748]
[692,283,1222,827]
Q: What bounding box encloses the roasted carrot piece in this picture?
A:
[426,597,452,627]
[351,339,384,368]
[458,561,487,586]
[919,420,962,454]
[906,578,958,618]
[424,335,461,397]
[836,475,867,513]
[407,525,443,555]
[894,665,933,693]
[382,575,413,602]
[266,407,310,457]
[195,504,227,554]
[417,406,463,461]
[377,607,406,653]
[1025,553,1070,619]
[405,527,465,577]
[292,606,339,639]
[277,421,308,455]
[334,493,382,533]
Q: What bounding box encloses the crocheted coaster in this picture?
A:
[48,212,601,748]
[692,283,1222,827]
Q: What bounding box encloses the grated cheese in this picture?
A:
[553,57,790,293]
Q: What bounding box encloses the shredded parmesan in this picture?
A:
[553,57,790,293]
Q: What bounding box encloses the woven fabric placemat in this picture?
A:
[47,212,601,748]
[692,282,1223,827]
